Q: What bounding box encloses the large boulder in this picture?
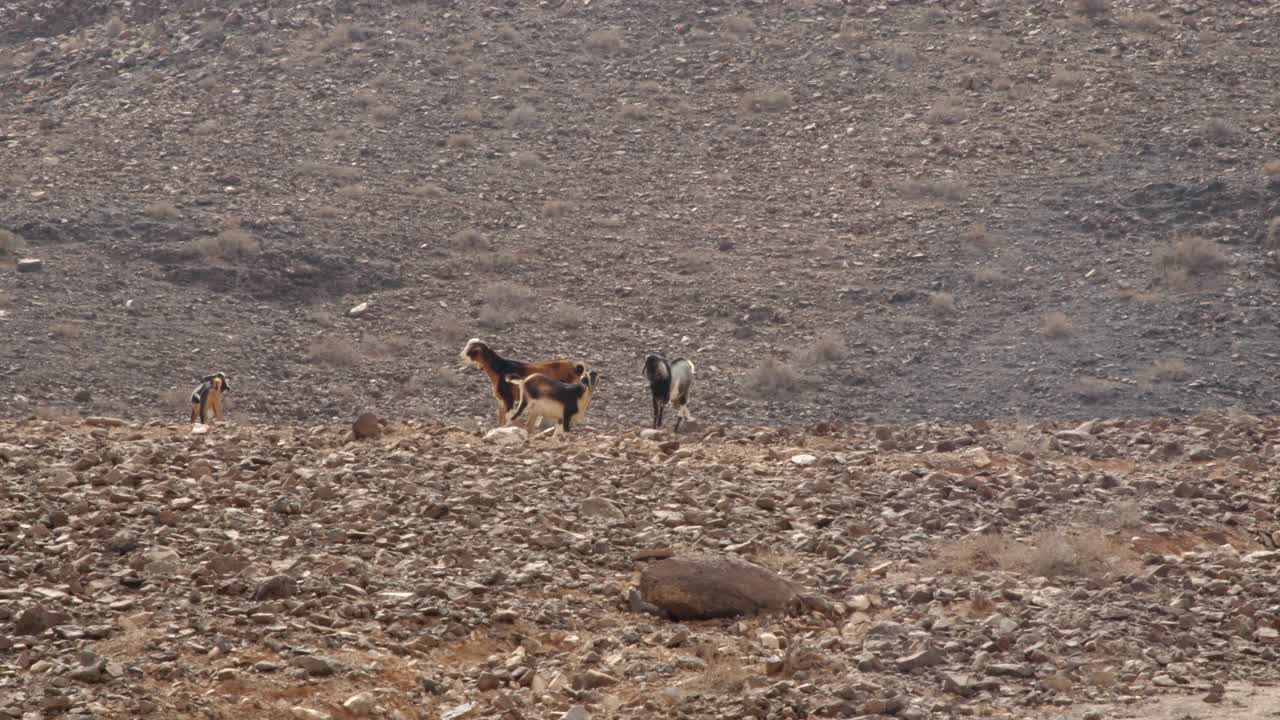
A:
[638,556,799,620]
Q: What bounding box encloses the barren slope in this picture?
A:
[1,0,1278,428]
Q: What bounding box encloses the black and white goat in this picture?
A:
[642,353,696,432]
[507,369,600,435]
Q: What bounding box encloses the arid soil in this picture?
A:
[1,0,1278,428]
[2,414,1280,720]
[3,2,1280,720]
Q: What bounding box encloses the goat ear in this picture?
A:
[575,362,586,376]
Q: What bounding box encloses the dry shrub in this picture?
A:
[801,332,847,365]
[437,317,469,344]
[105,16,125,38]
[619,102,649,121]
[307,336,360,366]
[935,528,1135,578]
[369,104,399,123]
[543,200,573,218]
[721,15,756,37]
[1093,500,1144,530]
[741,89,792,113]
[585,28,625,56]
[513,151,543,169]
[901,179,968,202]
[143,201,179,220]
[0,229,25,256]
[1154,235,1226,283]
[315,205,339,219]
[451,228,488,252]
[192,221,260,262]
[1071,377,1122,404]
[1040,312,1073,339]
[1264,160,1280,177]
[337,184,369,199]
[495,24,520,44]
[505,104,538,127]
[928,292,956,315]
[1204,119,1239,146]
[1049,69,1087,88]
[745,358,801,399]
[548,302,583,330]
[1138,358,1190,385]
[1075,0,1110,19]
[447,134,475,149]
[34,405,80,422]
[49,321,84,340]
[413,183,446,198]
[687,654,749,695]
[962,223,991,250]
[319,23,373,52]
[924,100,965,125]
[1122,11,1164,32]
[1267,217,1280,250]
[478,284,535,330]
[307,308,337,328]
[193,119,219,136]
[889,46,918,70]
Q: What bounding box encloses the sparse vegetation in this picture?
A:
[924,99,965,125]
[1072,377,1123,404]
[1205,119,1239,146]
[143,201,179,220]
[542,200,573,218]
[802,332,848,365]
[928,292,956,315]
[745,358,801,399]
[1139,358,1191,386]
[451,228,488,252]
[1050,69,1087,88]
[336,184,370,199]
[1040,312,1073,339]
[0,229,25,256]
[721,15,756,38]
[315,205,339,219]
[446,134,475,149]
[504,104,538,127]
[104,16,125,39]
[1075,0,1110,19]
[1121,11,1164,33]
[900,178,968,202]
[1267,217,1280,250]
[585,28,625,56]
[478,283,535,330]
[741,88,792,113]
[935,527,1135,578]
[191,220,260,262]
[513,151,543,169]
[1264,160,1280,177]
[307,335,360,366]
[49,321,84,340]
[412,183,446,198]
[1154,235,1226,285]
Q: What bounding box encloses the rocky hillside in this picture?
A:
[1,0,1278,429]
[3,414,1280,719]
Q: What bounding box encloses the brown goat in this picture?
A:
[459,338,586,426]
[508,369,600,435]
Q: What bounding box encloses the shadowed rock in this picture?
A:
[638,555,798,620]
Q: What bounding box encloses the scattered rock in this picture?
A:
[351,412,385,440]
[484,426,528,446]
[16,258,43,272]
[638,555,799,620]
[253,575,298,601]
[348,302,369,317]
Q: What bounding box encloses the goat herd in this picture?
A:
[185,339,695,435]
[459,338,695,435]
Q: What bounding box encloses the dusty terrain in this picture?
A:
[3,1,1280,719]
[2,413,1279,720]
[1,0,1278,427]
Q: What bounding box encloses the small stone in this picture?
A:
[765,656,785,674]
[485,426,528,446]
[352,413,384,440]
[896,646,946,671]
[759,632,781,650]
[476,672,501,691]
[15,605,71,636]
[348,302,369,317]
[572,670,619,690]
[290,655,341,677]
[290,708,332,720]
[791,453,817,466]
[578,496,624,519]
[562,706,590,720]
[72,388,92,402]
[1041,673,1073,692]
[343,692,376,717]
[17,258,43,272]
[253,575,297,601]
[942,673,974,696]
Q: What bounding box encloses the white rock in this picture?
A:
[790,453,817,466]
[290,708,332,720]
[348,302,369,318]
[759,631,781,650]
[639,429,662,440]
[191,424,210,435]
[17,258,43,272]
[343,692,375,717]
[485,427,528,446]
[562,706,590,720]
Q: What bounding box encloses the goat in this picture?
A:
[507,369,599,435]
[643,353,696,432]
[459,338,586,427]
[190,372,231,424]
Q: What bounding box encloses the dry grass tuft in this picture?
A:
[143,201,179,220]
[1040,312,1073,339]
[619,102,649,121]
[1138,358,1191,385]
[1205,119,1239,146]
[336,184,370,199]
[585,28,626,56]
[412,183,446,198]
[446,134,475,149]
[1267,217,1280,250]
[505,104,539,128]
[1075,0,1110,19]
[319,23,374,52]
[935,527,1136,579]
[542,200,573,218]
[191,220,260,262]
[307,336,360,366]
[925,100,965,125]
[49,321,84,340]
[105,16,125,39]
[1121,11,1164,33]
[1050,69,1087,88]
[1264,160,1280,177]
[687,654,749,695]
[315,205,339,219]
[745,358,801,399]
[801,332,847,366]
[741,89,792,113]
[1071,377,1123,404]
[962,223,992,250]
[0,229,26,256]
[513,151,543,169]
[451,228,488,252]
[901,179,968,202]
[721,15,756,38]
[437,317,469,345]
[929,292,956,315]
[1154,235,1226,285]
[478,284,535,330]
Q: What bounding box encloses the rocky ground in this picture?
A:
[1,0,1279,428]
[2,413,1279,719]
